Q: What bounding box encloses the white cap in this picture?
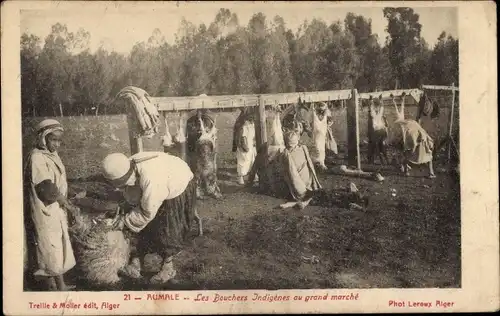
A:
[102,153,131,181]
[35,119,63,133]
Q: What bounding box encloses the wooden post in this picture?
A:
[179,113,187,162]
[346,89,361,170]
[255,95,267,151]
[447,82,456,162]
[127,113,143,155]
[59,103,63,117]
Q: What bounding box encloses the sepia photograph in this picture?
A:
[19,3,463,293]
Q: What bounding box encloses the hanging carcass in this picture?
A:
[187,110,222,200]
[309,102,330,170]
[367,96,389,165]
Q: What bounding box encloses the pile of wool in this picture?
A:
[68,197,133,289]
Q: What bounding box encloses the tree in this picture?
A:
[247,12,279,94]
[383,7,423,89]
[344,13,386,91]
[294,19,334,91]
[429,32,459,85]
[128,30,164,97]
[37,23,79,116]
[21,34,42,116]
[268,16,295,93]
[19,10,460,118]
[318,24,360,90]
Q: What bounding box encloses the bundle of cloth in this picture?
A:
[115,86,161,139]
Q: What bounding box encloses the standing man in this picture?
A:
[101,151,201,284]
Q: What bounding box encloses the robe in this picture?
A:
[25,148,76,276]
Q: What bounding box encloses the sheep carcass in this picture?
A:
[68,200,132,289]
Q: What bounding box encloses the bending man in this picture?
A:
[101,151,201,284]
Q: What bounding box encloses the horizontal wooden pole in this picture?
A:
[358,88,422,100]
[152,89,353,112]
[422,85,459,92]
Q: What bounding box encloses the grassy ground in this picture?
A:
[22,106,461,290]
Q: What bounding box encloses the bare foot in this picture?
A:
[120,264,142,279]
[280,202,298,209]
[150,264,177,284]
[59,284,77,291]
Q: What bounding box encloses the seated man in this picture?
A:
[248,121,322,209]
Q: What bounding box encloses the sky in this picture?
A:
[21,2,458,54]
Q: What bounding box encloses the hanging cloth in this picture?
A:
[311,105,328,165]
[162,112,174,147]
[173,113,187,144]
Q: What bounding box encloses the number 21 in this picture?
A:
[124,294,131,301]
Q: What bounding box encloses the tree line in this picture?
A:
[21,7,458,117]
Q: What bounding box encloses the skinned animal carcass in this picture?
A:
[186,110,216,155]
[309,102,330,170]
[187,111,222,200]
[367,98,389,165]
[266,107,285,146]
[194,138,222,200]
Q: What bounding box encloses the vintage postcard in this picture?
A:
[2,0,498,314]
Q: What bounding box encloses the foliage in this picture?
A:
[21,8,458,116]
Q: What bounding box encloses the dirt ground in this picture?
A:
[22,107,461,290]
